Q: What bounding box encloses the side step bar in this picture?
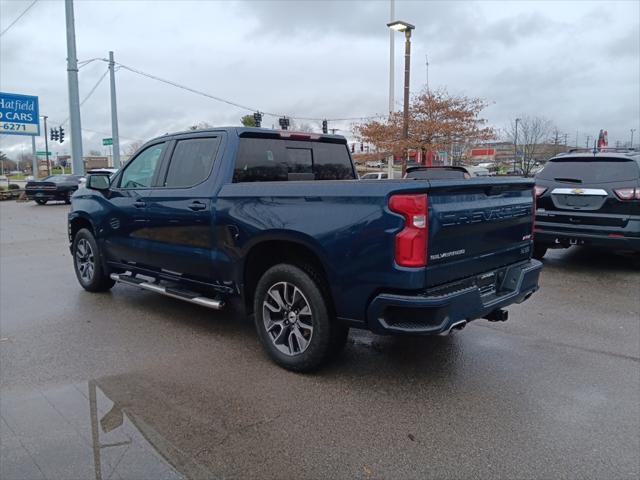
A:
[110,273,224,310]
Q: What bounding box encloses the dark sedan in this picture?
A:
[25,175,83,205]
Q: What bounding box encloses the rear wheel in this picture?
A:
[254,264,347,372]
[532,243,548,260]
[34,199,47,205]
[73,228,115,292]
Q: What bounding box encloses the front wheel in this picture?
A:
[72,228,115,292]
[64,191,72,204]
[254,264,347,372]
[34,199,47,205]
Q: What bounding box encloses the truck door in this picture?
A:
[102,142,167,268]
[144,136,222,282]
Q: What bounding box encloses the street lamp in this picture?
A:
[514,118,520,174]
[387,20,415,175]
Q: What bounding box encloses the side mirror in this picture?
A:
[87,173,111,191]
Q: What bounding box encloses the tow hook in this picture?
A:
[484,309,509,322]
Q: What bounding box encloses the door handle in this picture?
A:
[188,201,207,211]
[133,200,146,208]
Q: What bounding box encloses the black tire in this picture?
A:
[532,243,548,260]
[253,263,346,372]
[64,191,72,204]
[34,199,47,205]
[72,228,115,292]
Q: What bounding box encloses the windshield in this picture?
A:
[537,158,639,183]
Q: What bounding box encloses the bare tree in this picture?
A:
[505,115,554,177]
[88,149,102,156]
[296,122,314,133]
[125,141,144,155]
[189,121,213,131]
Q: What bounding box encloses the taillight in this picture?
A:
[389,194,428,267]
[531,188,536,240]
[534,185,547,198]
[613,187,640,201]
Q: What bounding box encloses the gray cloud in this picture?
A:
[0,0,638,159]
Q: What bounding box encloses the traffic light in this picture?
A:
[322,119,328,134]
[253,111,262,128]
[50,128,59,141]
[360,142,364,152]
[278,116,290,131]
[59,126,64,143]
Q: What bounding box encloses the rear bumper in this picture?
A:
[366,259,542,335]
[535,228,640,251]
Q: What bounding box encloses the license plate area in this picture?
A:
[476,271,497,296]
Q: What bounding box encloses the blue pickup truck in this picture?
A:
[69,127,542,371]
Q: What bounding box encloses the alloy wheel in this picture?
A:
[75,238,95,283]
[262,281,314,356]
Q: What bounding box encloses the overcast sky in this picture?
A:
[1,0,638,158]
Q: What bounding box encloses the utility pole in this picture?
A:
[43,115,50,176]
[514,118,520,174]
[387,0,395,180]
[108,51,121,168]
[586,135,591,148]
[65,0,84,175]
[631,129,636,148]
[31,135,37,179]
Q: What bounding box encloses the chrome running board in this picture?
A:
[110,273,224,310]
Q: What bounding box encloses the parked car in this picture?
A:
[25,174,83,205]
[465,166,491,177]
[69,127,541,371]
[360,171,403,180]
[533,148,640,258]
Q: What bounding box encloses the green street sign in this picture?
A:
[36,151,52,156]
[102,138,113,146]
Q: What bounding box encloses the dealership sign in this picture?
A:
[0,92,40,136]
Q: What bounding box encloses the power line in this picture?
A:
[0,0,38,37]
[60,67,110,126]
[109,60,386,123]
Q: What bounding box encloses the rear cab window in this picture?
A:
[538,157,640,183]
[163,137,220,188]
[233,137,355,182]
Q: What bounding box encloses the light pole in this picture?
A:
[387,0,395,179]
[387,20,415,175]
[42,115,51,176]
[631,129,636,148]
[514,118,520,174]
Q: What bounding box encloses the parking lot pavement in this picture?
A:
[1,200,638,480]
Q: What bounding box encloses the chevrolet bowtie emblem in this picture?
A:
[572,188,585,195]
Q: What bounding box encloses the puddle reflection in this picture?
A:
[1,381,210,480]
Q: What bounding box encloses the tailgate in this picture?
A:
[426,178,534,287]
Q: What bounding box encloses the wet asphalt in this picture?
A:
[0,200,639,480]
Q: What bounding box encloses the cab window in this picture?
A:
[119,143,165,188]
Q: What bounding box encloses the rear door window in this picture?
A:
[538,158,639,182]
[234,138,355,182]
[163,137,220,188]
